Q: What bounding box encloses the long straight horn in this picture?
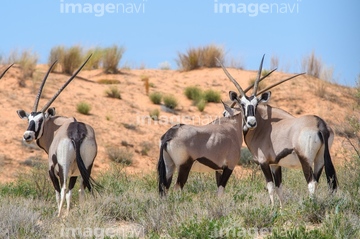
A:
[244,67,277,93]
[0,63,14,79]
[256,72,305,96]
[216,58,245,97]
[40,54,92,113]
[253,54,265,95]
[33,61,58,112]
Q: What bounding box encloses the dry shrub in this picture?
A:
[8,49,38,86]
[177,47,202,71]
[62,46,83,75]
[103,45,125,74]
[201,44,224,68]
[302,51,322,78]
[48,46,65,72]
[84,47,103,70]
[176,45,224,71]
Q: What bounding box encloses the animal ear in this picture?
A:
[17,110,28,119]
[258,91,271,103]
[47,107,56,116]
[229,91,238,102]
[221,100,234,117]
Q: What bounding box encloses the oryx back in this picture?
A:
[158,115,243,196]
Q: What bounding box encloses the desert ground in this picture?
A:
[0,64,358,183]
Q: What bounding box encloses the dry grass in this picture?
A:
[302,51,322,78]
[176,44,224,71]
[7,49,38,86]
[103,45,125,74]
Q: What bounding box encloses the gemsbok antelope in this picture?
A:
[17,56,99,217]
[0,64,13,79]
[219,55,338,207]
[157,104,244,197]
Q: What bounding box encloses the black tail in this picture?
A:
[317,118,338,191]
[69,121,102,195]
[158,142,167,196]
[323,133,338,191]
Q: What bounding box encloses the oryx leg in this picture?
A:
[215,171,221,188]
[66,176,77,215]
[174,159,194,191]
[57,164,67,217]
[297,153,316,198]
[260,163,277,207]
[313,146,325,183]
[271,165,283,208]
[216,167,233,197]
[49,165,61,207]
[163,150,175,190]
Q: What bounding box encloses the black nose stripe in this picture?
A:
[247,105,255,116]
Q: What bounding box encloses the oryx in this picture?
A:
[219,55,338,207]
[0,64,13,79]
[17,56,99,217]
[157,109,244,197]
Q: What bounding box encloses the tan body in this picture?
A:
[158,113,243,196]
[17,56,99,217]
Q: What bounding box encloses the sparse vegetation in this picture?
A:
[76,101,92,115]
[196,98,207,112]
[149,92,162,104]
[106,147,133,165]
[103,45,125,74]
[149,108,160,120]
[184,86,203,103]
[97,79,120,84]
[1,157,359,238]
[203,89,221,103]
[84,47,103,70]
[302,51,322,78]
[8,49,38,86]
[184,86,221,111]
[62,45,83,75]
[105,86,121,99]
[176,44,224,71]
[163,94,178,109]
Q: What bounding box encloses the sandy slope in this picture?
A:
[0,64,358,183]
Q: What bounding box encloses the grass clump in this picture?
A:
[107,147,133,165]
[105,86,121,99]
[196,99,207,112]
[97,79,120,84]
[103,45,125,74]
[149,92,162,104]
[203,89,221,103]
[149,108,160,120]
[62,46,83,75]
[48,46,65,72]
[8,49,38,86]
[163,95,178,109]
[184,86,203,102]
[202,44,224,68]
[302,51,323,78]
[76,101,92,115]
[176,44,224,71]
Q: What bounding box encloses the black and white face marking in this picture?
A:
[229,91,271,131]
[18,111,45,142]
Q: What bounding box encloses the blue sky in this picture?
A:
[1,0,359,86]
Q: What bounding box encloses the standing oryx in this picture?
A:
[17,56,99,217]
[158,107,244,196]
[219,55,338,207]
